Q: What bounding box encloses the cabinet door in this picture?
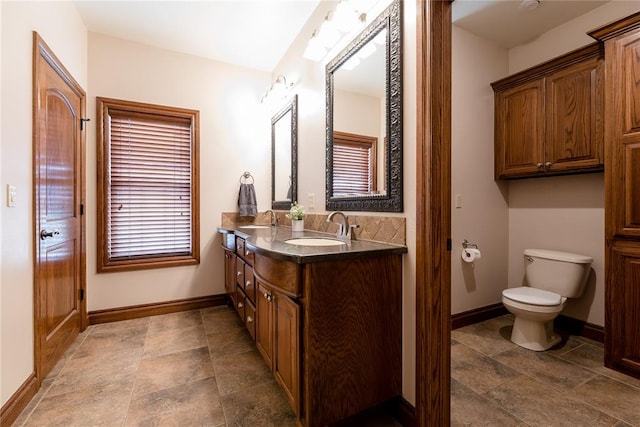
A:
[256,281,274,369]
[606,242,640,379]
[606,30,640,239]
[495,79,545,178]
[274,292,300,416]
[545,56,604,173]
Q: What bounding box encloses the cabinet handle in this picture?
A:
[246,316,253,323]
[246,280,251,288]
[238,302,244,308]
[544,161,552,169]
[237,271,242,276]
[263,292,272,302]
[536,162,544,170]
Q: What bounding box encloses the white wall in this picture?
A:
[451,26,510,315]
[509,0,640,74]
[334,89,382,138]
[504,1,639,327]
[270,0,418,404]
[0,1,88,407]
[87,33,271,310]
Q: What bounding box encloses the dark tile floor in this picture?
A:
[13,310,640,426]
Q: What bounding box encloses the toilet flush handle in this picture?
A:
[524,255,534,262]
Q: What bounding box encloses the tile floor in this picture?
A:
[451,315,640,426]
[13,310,640,426]
[12,306,399,427]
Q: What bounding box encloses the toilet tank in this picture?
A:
[523,249,593,298]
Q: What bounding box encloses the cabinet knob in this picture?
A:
[536,162,544,170]
[246,316,253,323]
[238,302,244,308]
[544,161,552,169]
[246,280,251,288]
[263,292,272,302]
[237,271,242,276]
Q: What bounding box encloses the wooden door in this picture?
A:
[273,291,300,416]
[494,79,545,178]
[33,33,86,382]
[545,56,604,173]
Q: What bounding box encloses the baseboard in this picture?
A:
[0,372,38,427]
[88,294,228,325]
[451,303,508,330]
[555,314,605,343]
[387,395,416,427]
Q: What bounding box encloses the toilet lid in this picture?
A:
[502,287,562,306]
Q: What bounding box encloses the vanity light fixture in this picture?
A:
[303,0,367,62]
[260,75,294,104]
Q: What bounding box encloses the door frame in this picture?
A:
[415,1,452,425]
[32,32,87,385]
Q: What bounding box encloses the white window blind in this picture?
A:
[107,111,193,260]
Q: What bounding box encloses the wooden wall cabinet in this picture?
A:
[590,12,640,380]
[492,43,604,179]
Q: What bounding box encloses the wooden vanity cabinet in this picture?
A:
[492,43,604,179]
[252,251,402,427]
[590,13,640,379]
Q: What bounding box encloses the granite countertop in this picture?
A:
[217,225,407,264]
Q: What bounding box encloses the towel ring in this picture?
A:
[239,171,254,184]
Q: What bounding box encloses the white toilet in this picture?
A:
[502,249,592,351]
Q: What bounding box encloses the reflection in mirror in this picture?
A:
[271,95,297,210]
[326,0,402,212]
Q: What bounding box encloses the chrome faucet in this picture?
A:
[327,211,357,240]
[264,210,278,227]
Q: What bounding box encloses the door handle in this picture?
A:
[40,229,60,240]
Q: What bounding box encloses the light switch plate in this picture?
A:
[455,194,462,209]
[7,184,17,207]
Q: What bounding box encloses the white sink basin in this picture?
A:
[285,238,346,247]
[238,225,271,229]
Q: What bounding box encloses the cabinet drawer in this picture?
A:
[254,253,302,297]
[236,257,245,287]
[221,232,235,251]
[245,300,256,341]
[235,287,246,320]
[244,246,255,266]
[244,265,256,304]
[236,237,245,258]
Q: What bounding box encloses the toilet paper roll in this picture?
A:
[462,248,482,263]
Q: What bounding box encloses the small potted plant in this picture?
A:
[287,202,305,232]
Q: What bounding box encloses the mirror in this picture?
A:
[326,0,402,212]
[271,94,298,210]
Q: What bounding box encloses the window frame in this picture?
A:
[96,97,200,272]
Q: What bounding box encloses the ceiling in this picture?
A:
[73,0,611,73]
[452,0,609,48]
[74,0,322,72]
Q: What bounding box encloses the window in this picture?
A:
[332,131,377,196]
[97,97,199,272]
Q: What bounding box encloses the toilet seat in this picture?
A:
[502,287,563,306]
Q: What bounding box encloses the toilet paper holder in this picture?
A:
[462,239,479,249]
